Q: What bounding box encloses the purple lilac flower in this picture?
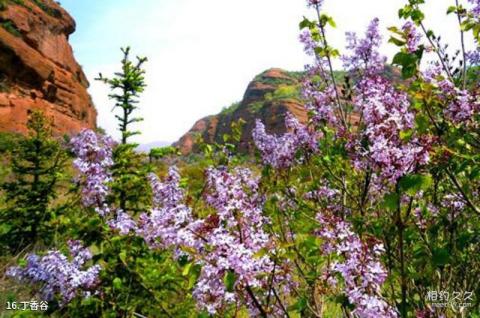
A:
[342,18,386,76]
[317,213,398,317]
[136,167,195,249]
[7,241,101,305]
[138,166,292,315]
[441,193,469,221]
[351,75,431,184]
[402,21,422,53]
[306,0,323,8]
[466,48,480,66]
[192,167,292,315]
[424,65,479,124]
[305,185,344,213]
[253,112,320,169]
[71,129,115,216]
[108,210,137,235]
[304,83,339,126]
[468,0,480,18]
[299,29,318,56]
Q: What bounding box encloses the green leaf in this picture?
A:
[415,114,429,133]
[288,296,308,312]
[113,277,122,289]
[447,5,457,14]
[0,223,12,235]
[402,64,417,79]
[119,251,127,263]
[223,270,236,292]
[400,129,413,141]
[393,52,414,66]
[299,17,314,30]
[399,174,433,195]
[182,262,193,276]
[389,36,406,47]
[410,9,425,22]
[382,193,399,211]
[432,248,450,266]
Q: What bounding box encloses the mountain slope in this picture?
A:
[174,68,307,155]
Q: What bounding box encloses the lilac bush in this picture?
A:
[138,166,292,315]
[317,213,398,318]
[7,241,100,305]
[253,112,320,169]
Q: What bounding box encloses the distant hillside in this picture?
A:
[136,141,171,153]
[174,68,307,155]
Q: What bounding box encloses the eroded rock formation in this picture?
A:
[0,0,96,135]
[175,68,307,154]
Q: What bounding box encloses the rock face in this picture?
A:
[0,0,96,135]
[175,68,307,155]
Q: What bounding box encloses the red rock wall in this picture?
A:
[0,0,96,135]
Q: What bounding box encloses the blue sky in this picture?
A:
[60,0,461,144]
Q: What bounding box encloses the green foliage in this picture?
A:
[31,0,62,18]
[220,101,241,115]
[266,84,301,101]
[96,47,147,145]
[148,146,178,163]
[392,50,423,79]
[0,111,68,253]
[0,0,25,10]
[1,20,21,37]
[0,132,21,154]
[97,47,150,212]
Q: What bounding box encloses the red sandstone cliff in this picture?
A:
[0,0,96,135]
[175,68,307,155]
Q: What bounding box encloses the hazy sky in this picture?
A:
[60,0,464,144]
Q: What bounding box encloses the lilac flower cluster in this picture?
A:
[334,19,431,185]
[299,29,318,56]
[108,210,137,235]
[343,18,386,76]
[7,241,100,305]
[303,82,339,126]
[316,213,398,318]
[468,0,480,18]
[424,65,479,124]
[71,129,115,216]
[466,48,480,66]
[193,167,291,315]
[351,75,431,184]
[402,21,422,53]
[305,185,344,213]
[136,167,195,249]
[138,166,291,315]
[253,112,320,169]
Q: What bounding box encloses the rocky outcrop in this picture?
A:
[175,68,306,154]
[0,0,96,135]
